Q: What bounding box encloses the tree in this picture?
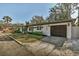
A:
[31,16,45,24]
[25,21,29,25]
[0,20,4,30]
[47,5,60,22]
[28,16,45,32]
[60,3,78,20]
[74,4,79,26]
[0,20,4,25]
[47,3,78,22]
[2,16,12,24]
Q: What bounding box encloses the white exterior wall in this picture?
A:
[72,26,79,39]
[33,28,42,32]
[42,22,72,39]
[27,27,33,32]
[27,27,30,32]
[27,26,42,32]
[41,25,50,36]
[27,22,72,39]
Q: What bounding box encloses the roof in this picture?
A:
[26,19,75,26]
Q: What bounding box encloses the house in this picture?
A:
[26,19,79,39]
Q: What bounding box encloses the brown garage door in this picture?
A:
[50,25,67,37]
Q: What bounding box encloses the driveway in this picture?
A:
[0,34,78,56]
[24,40,55,56]
[42,36,66,47]
[0,35,33,56]
[24,40,75,56]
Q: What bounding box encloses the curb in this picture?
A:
[7,35,24,46]
[7,35,34,48]
[7,35,35,56]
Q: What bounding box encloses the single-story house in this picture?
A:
[26,19,79,39]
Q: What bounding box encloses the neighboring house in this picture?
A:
[26,19,79,39]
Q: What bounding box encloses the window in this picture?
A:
[37,26,42,30]
[29,27,33,31]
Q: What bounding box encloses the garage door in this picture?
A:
[50,25,67,37]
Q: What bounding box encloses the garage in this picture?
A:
[50,25,67,37]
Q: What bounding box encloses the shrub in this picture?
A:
[28,32,43,36]
[14,28,22,33]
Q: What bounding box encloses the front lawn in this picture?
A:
[10,33,44,43]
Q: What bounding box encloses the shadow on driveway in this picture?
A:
[42,36,67,47]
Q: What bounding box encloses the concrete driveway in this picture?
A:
[0,35,33,56]
[0,34,78,56]
[24,40,75,56]
[42,36,66,47]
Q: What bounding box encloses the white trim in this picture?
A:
[48,22,70,26]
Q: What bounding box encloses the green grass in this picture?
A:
[10,33,44,43]
[28,32,43,36]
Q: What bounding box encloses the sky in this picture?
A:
[0,3,55,24]
[0,3,78,24]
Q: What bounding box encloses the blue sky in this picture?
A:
[0,3,55,24]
